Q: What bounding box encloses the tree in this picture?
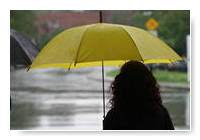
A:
[10,10,37,38]
[38,29,64,50]
[130,11,149,29]
[130,10,190,56]
[157,10,190,56]
[112,12,126,24]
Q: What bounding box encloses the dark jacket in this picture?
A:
[103,104,174,130]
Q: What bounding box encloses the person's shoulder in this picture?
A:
[103,108,115,127]
[157,104,168,112]
[157,104,175,130]
[104,107,121,121]
[160,104,170,113]
[154,104,169,117]
[105,107,115,117]
[156,104,172,119]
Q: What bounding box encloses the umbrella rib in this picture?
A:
[68,62,72,71]
[74,25,91,67]
[120,26,144,62]
[169,59,174,64]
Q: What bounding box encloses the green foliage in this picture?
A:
[106,69,188,83]
[130,10,190,56]
[152,69,188,83]
[158,10,190,56]
[106,69,120,77]
[10,10,37,37]
[130,11,149,29]
[112,13,126,24]
[38,29,64,50]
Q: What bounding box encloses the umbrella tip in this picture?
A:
[27,66,30,72]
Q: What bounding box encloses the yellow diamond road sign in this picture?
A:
[145,18,159,30]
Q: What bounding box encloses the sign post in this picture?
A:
[145,18,159,70]
[145,18,159,36]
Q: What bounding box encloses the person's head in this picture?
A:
[109,60,162,112]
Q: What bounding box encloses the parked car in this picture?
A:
[168,61,187,72]
[146,63,168,71]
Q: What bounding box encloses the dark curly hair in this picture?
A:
[108,61,162,117]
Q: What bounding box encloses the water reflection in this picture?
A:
[10,68,190,130]
[10,90,190,130]
[11,91,103,130]
[10,101,39,129]
[161,89,190,129]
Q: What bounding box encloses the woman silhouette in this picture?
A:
[103,61,174,130]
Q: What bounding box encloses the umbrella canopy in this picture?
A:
[29,23,182,70]
[10,29,39,67]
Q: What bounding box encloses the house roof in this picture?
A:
[36,12,99,34]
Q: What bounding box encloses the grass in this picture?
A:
[106,69,188,83]
[106,69,120,77]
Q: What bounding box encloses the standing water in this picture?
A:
[10,67,190,130]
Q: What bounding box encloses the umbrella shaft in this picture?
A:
[99,11,103,23]
[102,61,105,118]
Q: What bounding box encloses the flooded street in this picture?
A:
[10,67,190,130]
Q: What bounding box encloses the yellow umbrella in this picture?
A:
[28,20,182,119]
[30,23,181,70]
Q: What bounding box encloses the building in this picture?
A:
[35,10,135,35]
[35,11,99,35]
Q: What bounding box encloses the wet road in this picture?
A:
[10,67,190,130]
